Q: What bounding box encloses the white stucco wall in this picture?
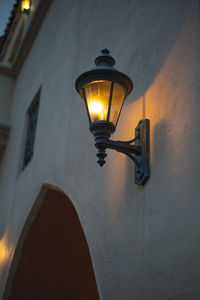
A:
[0,0,200,299]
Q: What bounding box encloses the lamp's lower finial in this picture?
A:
[97,149,107,167]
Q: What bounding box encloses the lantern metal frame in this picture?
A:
[75,49,150,185]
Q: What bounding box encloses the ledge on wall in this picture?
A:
[0,0,53,77]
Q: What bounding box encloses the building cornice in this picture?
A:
[0,0,53,77]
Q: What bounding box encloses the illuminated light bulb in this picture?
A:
[89,101,103,113]
[21,0,31,13]
[88,100,107,121]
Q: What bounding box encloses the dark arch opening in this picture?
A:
[7,187,100,300]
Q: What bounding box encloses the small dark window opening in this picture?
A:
[23,93,40,169]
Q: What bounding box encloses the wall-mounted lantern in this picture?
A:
[75,49,150,185]
[21,0,31,14]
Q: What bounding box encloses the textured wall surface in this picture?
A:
[0,0,200,299]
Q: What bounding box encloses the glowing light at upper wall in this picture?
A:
[21,0,31,13]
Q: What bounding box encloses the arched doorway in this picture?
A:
[7,187,100,300]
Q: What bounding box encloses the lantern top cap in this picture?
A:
[95,49,115,67]
[75,48,133,96]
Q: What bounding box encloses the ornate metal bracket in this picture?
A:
[90,119,150,185]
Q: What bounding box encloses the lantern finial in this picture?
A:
[95,49,115,67]
[101,49,110,54]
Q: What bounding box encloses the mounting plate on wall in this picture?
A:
[135,119,150,185]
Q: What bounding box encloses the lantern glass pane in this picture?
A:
[109,83,126,126]
[84,80,111,123]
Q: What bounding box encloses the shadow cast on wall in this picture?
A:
[104,0,194,224]
[123,0,191,104]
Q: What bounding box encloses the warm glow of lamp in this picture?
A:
[84,80,110,122]
[82,79,126,125]
[0,242,7,261]
[21,0,31,13]
[0,236,9,270]
[88,100,106,120]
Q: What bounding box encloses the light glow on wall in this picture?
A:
[0,235,9,271]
